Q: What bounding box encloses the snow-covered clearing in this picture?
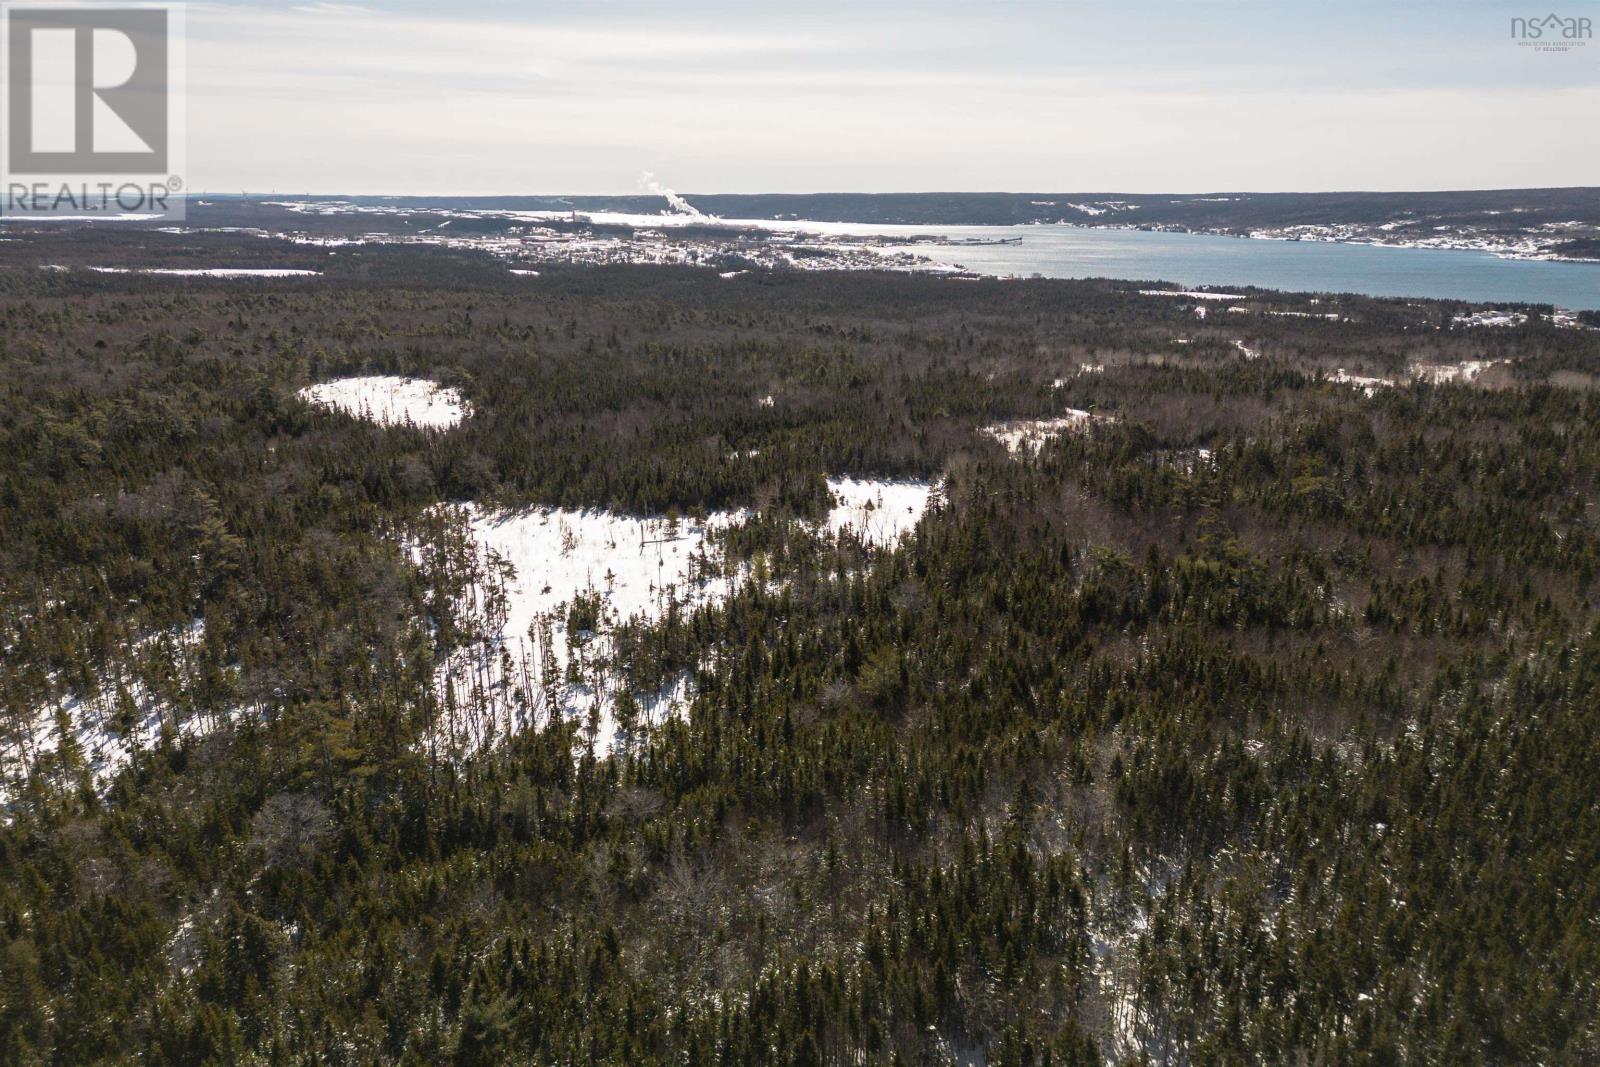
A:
[1,621,234,809]
[1330,369,1395,396]
[1266,309,1344,321]
[420,477,939,758]
[7,472,939,799]
[824,477,941,549]
[298,376,469,430]
[981,410,1109,455]
[1065,201,1137,216]
[88,267,320,277]
[1329,359,1509,394]
[420,504,749,757]
[1058,364,1106,383]
[1231,339,1260,360]
[1411,359,1506,385]
[1137,289,1248,301]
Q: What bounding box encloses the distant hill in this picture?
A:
[247,187,1600,230]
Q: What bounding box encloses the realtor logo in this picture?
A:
[1,2,185,217]
[1511,12,1592,50]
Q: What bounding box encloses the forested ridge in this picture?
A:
[1,258,1598,1064]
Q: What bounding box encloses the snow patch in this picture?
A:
[824,477,940,549]
[981,410,1108,456]
[299,376,469,430]
[421,505,747,757]
[1,621,232,808]
[88,267,320,277]
[1138,289,1248,301]
[1411,359,1506,385]
[422,477,938,758]
[1330,369,1395,396]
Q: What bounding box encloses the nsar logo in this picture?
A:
[1510,11,1592,50]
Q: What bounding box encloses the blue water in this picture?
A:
[856,225,1600,309]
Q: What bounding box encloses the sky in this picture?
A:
[182,0,1600,195]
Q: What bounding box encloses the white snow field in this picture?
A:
[1411,359,1507,385]
[824,477,942,549]
[1329,360,1510,395]
[419,504,749,757]
[980,410,1107,456]
[298,376,469,430]
[88,267,321,277]
[1137,289,1247,301]
[0,621,233,809]
[420,476,939,758]
[1330,369,1396,396]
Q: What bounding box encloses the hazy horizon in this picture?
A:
[195,185,1600,197]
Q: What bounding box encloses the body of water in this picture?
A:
[830,224,1600,309]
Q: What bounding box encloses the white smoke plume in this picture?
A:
[640,171,708,218]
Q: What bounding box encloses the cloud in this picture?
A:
[181,1,1600,193]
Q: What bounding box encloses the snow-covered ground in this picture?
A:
[1330,369,1396,396]
[420,504,750,757]
[1411,359,1506,385]
[1264,309,1345,320]
[88,266,320,277]
[981,410,1107,455]
[421,476,939,758]
[1329,359,1509,394]
[5,473,939,801]
[824,477,941,549]
[1087,858,1186,1066]
[1065,201,1138,217]
[1137,289,1248,301]
[299,376,469,430]
[1055,364,1105,387]
[0,621,232,809]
